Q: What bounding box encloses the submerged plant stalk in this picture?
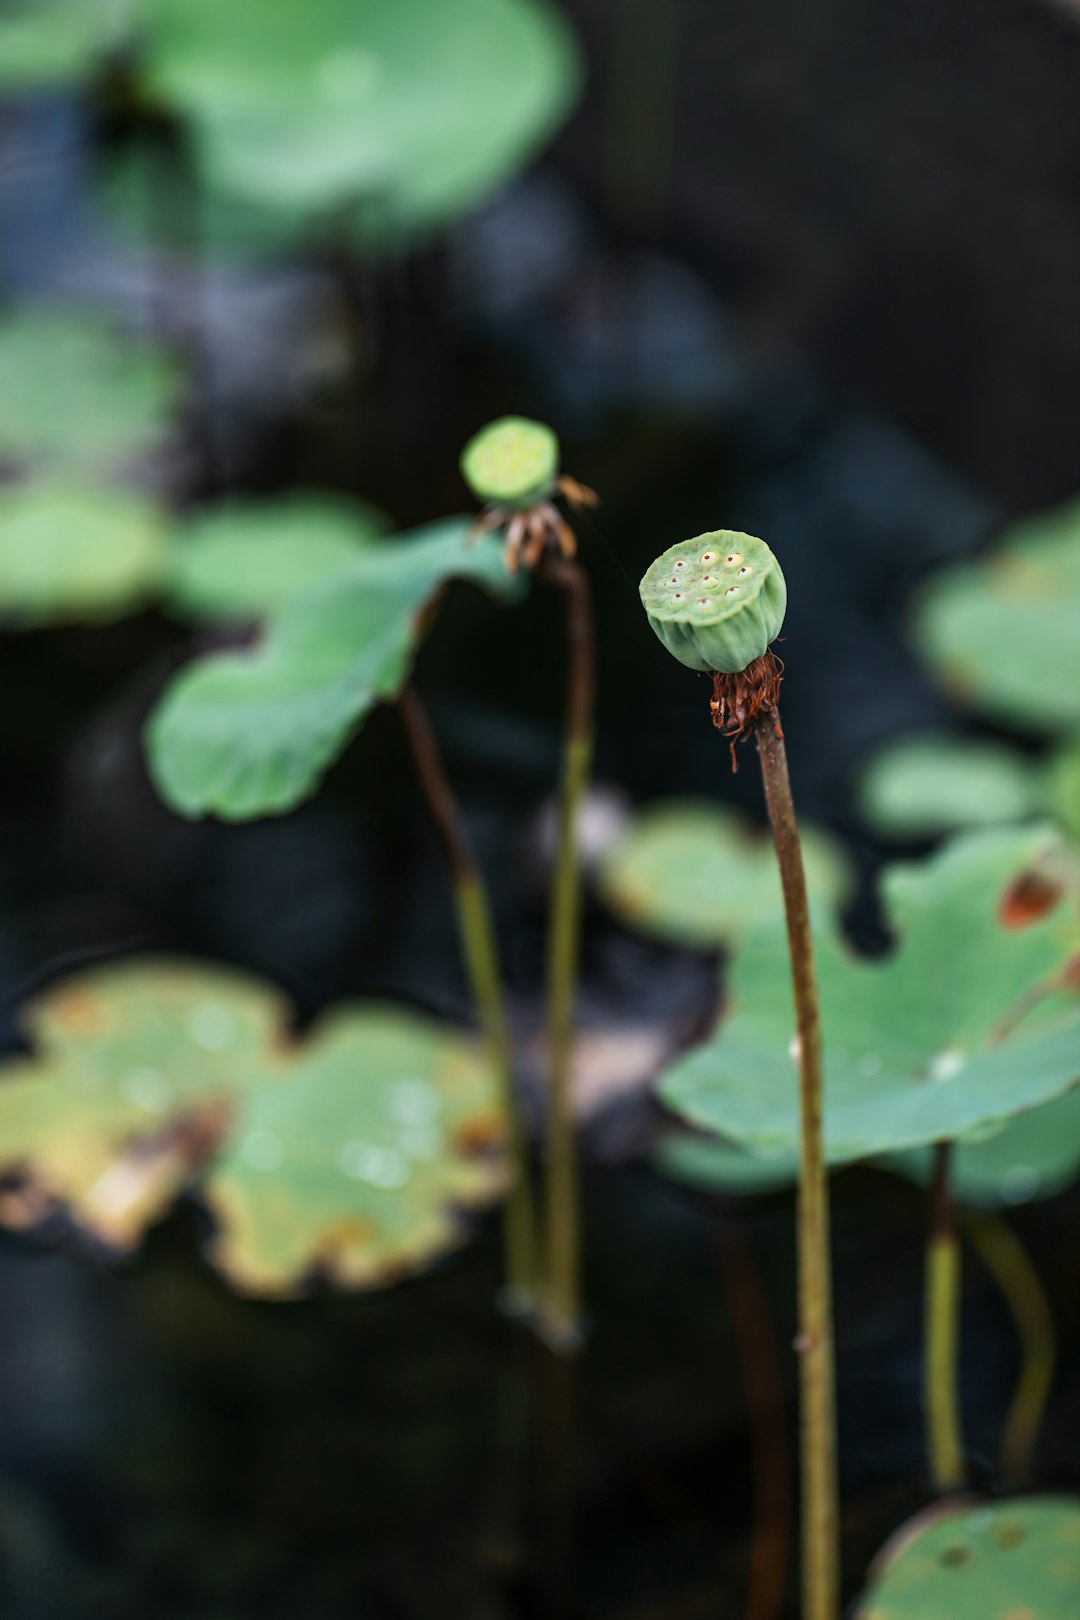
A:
[925,1141,965,1492]
[753,711,839,1620]
[965,1210,1055,1485]
[538,553,595,1348]
[397,684,536,1307]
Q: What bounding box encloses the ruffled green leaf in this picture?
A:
[164,494,391,623]
[0,482,168,624]
[854,1496,1080,1620]
[146,519,516,820]
[660,828,1080,1162]
[205,1006,507,1296]
[599,799,849,949]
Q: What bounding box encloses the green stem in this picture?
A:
[538,554,595,1350]
[964,1211,1056,1486]
[752,715,839,1620]
[925,1142,965,1492]
[397,684,537,1309]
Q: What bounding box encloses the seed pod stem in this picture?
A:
[397,684,538,1311]
[925,1141,965,1492]
[752,709,840,1620]
[538,551,595,1351]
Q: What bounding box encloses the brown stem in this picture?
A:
[752,714,839,1620]
[397,684,537,1307]
[536,553,596,1348]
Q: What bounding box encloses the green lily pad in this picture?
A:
[914,498,1080,733]
[854,1496,1080,1619]
[660,828,1080,1163]
[146,519,517,820]
[0,482,168,623]
[205,1005,507,1296]
[888,1085,1080,1207]
[1045,735,1080,846]
[598,799,850,949]
[141,0,582,240]
[0,959,289,1246]
[0,309,182,472]
[164,494,392,623]
[0,0,125,91]
[857,734,1041,839]
[654,1131,798,1195]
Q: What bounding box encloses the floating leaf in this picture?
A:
[1044,734,1080,846]
[857,734,1040,839]
[141,0,582,240]
[888,1087,1080,1208]
[0,0,125,91]
[146,519,516,820]
[598,799,849,949]
[655,1131,798,1195]
[854,1496,1080,1619]
[0,959,289,1246]
[164,494,391,623]
[205,1006,507,1296]
[0,482,168,623]
[914,498,1080,732]
[660,829,1080,1163]
[0,309,181,472]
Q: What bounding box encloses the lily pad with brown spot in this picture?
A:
[0,959,290,1247]
[659,828,1080,1163]
[204,1005,508,1297]
[854,1496,1080,1619]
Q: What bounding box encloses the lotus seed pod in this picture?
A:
[460,416,559,507]
[639,530,787,674]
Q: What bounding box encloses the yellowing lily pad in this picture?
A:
[598,799,850,949]
[164,494,391,623]
[0,309,182,472]
[854,1496,1080,1620]
[145,518,518,820]
[660,828,1080,1163]
[0,482,168,624]
[914,497,1080,733]
[0,960,510,1294]
[205,1006,508,1296]
[0,959,289,1246]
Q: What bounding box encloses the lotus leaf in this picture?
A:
[146,519,516,820]
[914,497,1080,732]
[165,495,391,623]
[0,309,181,471]
[598,799,849,949]
[205,1006,507,1296]
[0,959,288,1246]
[0,482,167,623]
[854,1496,1080,1620]
[660,829,1080,1163]
[857,733,1040,838]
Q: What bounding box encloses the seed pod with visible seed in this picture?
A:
[460,416,559,508]
[639,530,787,673]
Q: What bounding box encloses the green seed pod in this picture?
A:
[639,530,787,674]
[460,416,559,507]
